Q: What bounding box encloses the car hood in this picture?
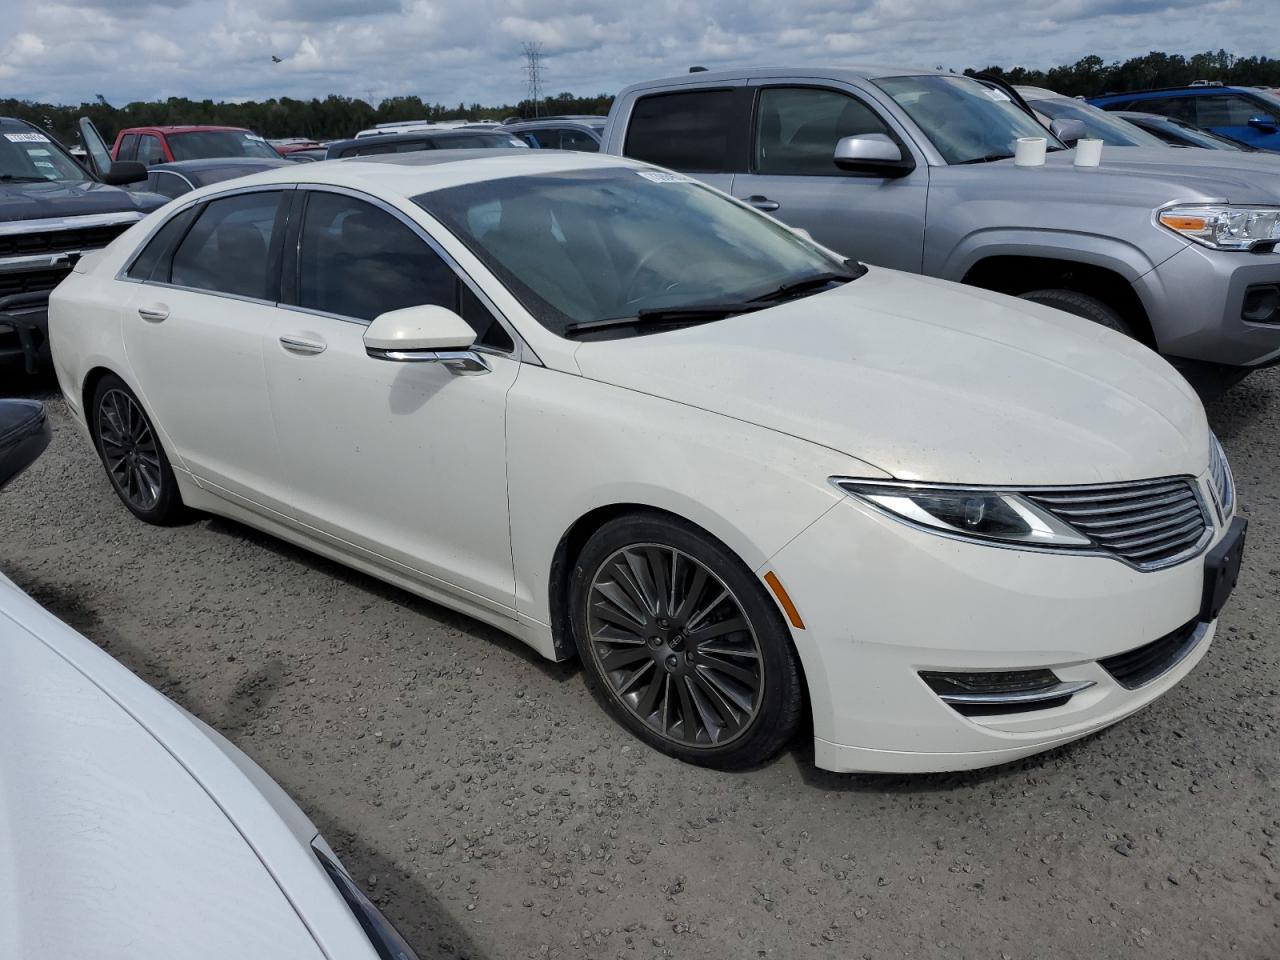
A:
[0,579,327,959]
[998,147,1280,203]
[571,268,1209,486]
[0,178,164,222]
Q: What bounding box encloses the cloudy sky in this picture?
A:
[2,0,1266,107]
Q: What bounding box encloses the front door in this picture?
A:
[731,84,928,273]
[120,187,292,508]
[261,188,521,615]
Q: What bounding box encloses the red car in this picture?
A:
[110,125,282,165]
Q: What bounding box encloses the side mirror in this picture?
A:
[832,134,914,177]
[1247,115,1278,131]
[1049,118,1088,147]
[363,305,489,375]
[101,161,147,186]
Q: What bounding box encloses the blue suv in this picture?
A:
[1090,86,1280,151]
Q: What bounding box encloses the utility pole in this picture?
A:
[523,42,544,118]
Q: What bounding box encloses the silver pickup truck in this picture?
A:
[601,67,1280,394]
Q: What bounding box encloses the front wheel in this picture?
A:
[569,513,804,770]
[1019,288,1135,338]
[91,374,186,525]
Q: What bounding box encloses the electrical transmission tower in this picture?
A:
[523,42,544,117]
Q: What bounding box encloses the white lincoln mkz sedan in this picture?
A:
[49,150,1245,773]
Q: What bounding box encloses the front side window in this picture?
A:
[167,130,280,160]
[117,134,139,161]
[415,167,849,338]
[875,75,1064,164]
[138,135,166,166]
[754,87,895,174]
[170,191,285,299]
[1195,95,1273,126]
[624,89,739,172]
[295,192,513,350]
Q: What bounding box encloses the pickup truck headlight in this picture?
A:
[833,480,1091,548]
[1159,205,1280,251]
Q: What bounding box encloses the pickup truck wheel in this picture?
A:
[1019,289,1134,338]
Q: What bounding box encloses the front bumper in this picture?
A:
[1136,242,1280,368]
[766,474,1231,774]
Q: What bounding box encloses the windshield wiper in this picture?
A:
[750,262,867,303]
[563,302,770,337]
[0,174,50,183]
[956,153,1014,165]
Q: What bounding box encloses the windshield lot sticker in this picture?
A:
[637,170,695,183]
[5,132,51,143]
[982,88,1012,101]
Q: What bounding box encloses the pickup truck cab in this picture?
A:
[0,117,161,372]
[602,67,1280,393]
[111,125,280,165]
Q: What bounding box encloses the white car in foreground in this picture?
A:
[48,150,1246,773]
[0,566,418,959]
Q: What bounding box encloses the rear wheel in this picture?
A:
[1020,288,1134,337]
[91,374,186,524]
[569,513,803,769]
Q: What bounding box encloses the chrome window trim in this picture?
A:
[282,182,535,364]
[829,475,1215,571]
[0,211,144,237]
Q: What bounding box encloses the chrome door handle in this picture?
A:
[744,195,780,212]
[279,335,326,356]
[137,305,169,322]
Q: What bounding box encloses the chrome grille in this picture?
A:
[1208,435,1234,518]
[1026,478,1208,569]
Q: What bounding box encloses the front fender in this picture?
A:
[937,226,1173,285]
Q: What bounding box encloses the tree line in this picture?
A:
[4,50,1277,147]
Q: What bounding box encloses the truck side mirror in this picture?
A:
[832,134,915,177]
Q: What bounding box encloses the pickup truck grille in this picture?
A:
[0,267,69,297]
[0,222,132,258]
[1026,479,1209,569]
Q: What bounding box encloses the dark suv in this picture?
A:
[1090,86,1280,152]
[0,117,162,371]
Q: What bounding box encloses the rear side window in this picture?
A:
[138,135,165,166]
[295,192,512,350]
[117,134,139,161]
[560,128,599,152]
[624,89,739,172]
[170,191,286,300]
[754,87,894,175]
[126,206,199,282]
[1132,96,1196,124]
[151,171,191,199]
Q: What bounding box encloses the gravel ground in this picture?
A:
[3,366,1277,960]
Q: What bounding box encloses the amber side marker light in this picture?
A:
[1159,213,1208,231]
[763,571,806,630]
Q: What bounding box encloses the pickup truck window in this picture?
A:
[755,87,894,175]
[624,89,738,173]
[138,135,166,166]
[875,74,1063,164]
[117,134,140,161]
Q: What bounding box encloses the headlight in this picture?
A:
[1158,205,1280,251]
[833,480,1092,548]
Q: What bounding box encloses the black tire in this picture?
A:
[569,512,804,770]
[90,374,187,525]
[1020,288,1134,337]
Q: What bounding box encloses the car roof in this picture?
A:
[1093,85,1255,100]
[622,64,947,92]
[327,128,521,153]
[120,125,255,134]
[188,149,641,199]
[505,116,605,127]
[151,157,291,172]
[1014,85,1067,101]
[0,116,43,131]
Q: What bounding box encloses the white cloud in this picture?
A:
[4,0,1272,107]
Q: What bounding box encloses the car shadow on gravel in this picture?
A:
[1205,375,1275,442]
[304,801,490,960]
[201,515,580,685]
[0,366,59,400]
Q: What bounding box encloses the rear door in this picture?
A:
[617,85,751,193]
[731,81,928,272]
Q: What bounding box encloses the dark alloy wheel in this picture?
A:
[571,514,803,769]
[91,375,186,524]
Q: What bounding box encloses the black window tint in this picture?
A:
[297,192,458,322]
[624,89,738,172]
[126,206,199,282]
[171,191,284,299]
[560,128,599,152]
[1196,94,1268,126]
[138,135,165,165]
[152,171,189,199]
[1139,97,1196,123]
[460,283,513,351]
[754,87,893,175]
[117,134,139,161]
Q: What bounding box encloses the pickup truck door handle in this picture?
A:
[744,195,781,212]
[279,335,327,356]
[137,305,169,323]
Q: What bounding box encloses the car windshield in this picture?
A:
[415,167,850,338]
[168,131,280,161]
[0,131,89,182]
[1032,97,1166,147]
[874,75,1065,164]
